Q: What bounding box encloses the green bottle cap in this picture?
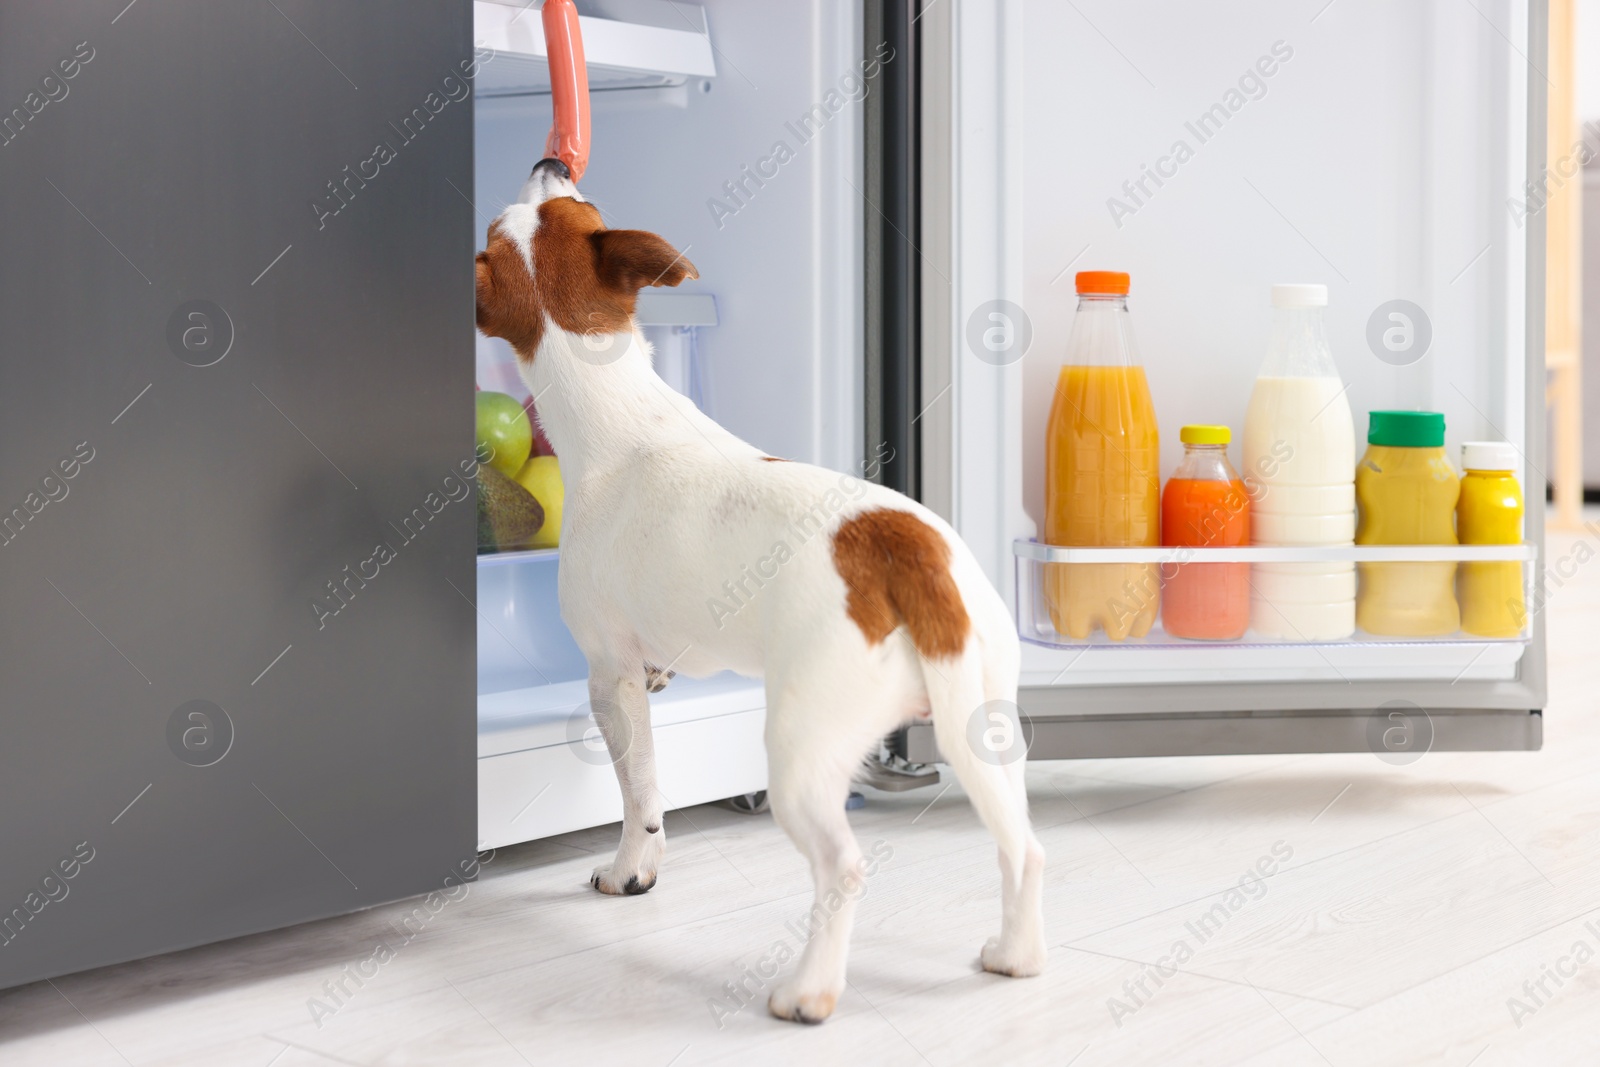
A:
[1367,410,1445,448]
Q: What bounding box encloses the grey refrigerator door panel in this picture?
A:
[0,2,476,988]
[911,0,1547,753]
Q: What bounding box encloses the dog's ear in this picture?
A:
[474,251,500,335]
[476,245,539,350]
[592,230,698,293]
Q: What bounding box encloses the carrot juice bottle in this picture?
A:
[1043,271,1160,641]
[1161,426,1251,640]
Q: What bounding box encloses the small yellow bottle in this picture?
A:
[1457,442,1526,637]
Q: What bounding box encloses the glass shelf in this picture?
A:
[477,546,558,567]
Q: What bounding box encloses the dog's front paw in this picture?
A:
[980,935,1047,977]
[590,863,657,896]
[767,982,838,1025]
[589,824,665,896]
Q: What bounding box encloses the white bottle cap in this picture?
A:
[1271,283,1328,309]
[1461,441,1518,471]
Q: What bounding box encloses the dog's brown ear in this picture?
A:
[474,251,500,335]
[476,245,540,351]
[592,229,698,292]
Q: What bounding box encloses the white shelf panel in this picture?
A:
[478,546,559,567]
[473,0,716,97]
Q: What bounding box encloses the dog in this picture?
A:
[473,158,1046,1023]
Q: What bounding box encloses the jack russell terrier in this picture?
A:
[474,158,1046,1024]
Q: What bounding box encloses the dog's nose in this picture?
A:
[533,157,571,181]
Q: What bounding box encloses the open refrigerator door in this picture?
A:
[910,0,1547,759]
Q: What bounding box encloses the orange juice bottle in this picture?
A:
[1161,426,1251,640]
[1043,271,1160,640]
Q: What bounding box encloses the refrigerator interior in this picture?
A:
[983,0,1541,689]
[469,0,860,846]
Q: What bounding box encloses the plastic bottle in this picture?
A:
[1457,441,1526,637]
[1355,411,1460,635]
[1043,271,1161,641]
[1242,284,1356,640]
[1160,426,1250,640]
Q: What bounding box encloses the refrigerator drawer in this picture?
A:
[478,701,766,849]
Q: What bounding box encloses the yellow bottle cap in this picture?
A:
[1180,424,1230,445]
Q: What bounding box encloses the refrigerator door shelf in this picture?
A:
[1015,542,1536,658]
[1015,540,1539,565]
[474,0,716,97]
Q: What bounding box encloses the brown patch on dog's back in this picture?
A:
[831,508,970,660]
[759,456,789,462]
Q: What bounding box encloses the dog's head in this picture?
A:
[474,158,698,357]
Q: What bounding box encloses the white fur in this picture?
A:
[501,162,586,271]
[497,203,539,274]
[494,171,1046,1024]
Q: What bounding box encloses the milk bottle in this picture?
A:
[1242,284,1356,640]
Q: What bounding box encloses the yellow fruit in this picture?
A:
[513,455,563,548]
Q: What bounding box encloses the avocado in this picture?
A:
[476,464,544,551]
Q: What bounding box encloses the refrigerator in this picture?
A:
[0,0,1546,990]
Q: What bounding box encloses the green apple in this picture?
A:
[513,455,563,548]
[476,391,532,477]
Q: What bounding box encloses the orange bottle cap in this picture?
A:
[1076,271,1130,295]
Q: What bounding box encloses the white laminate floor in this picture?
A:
[4,515,1599,1066]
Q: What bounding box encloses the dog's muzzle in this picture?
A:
[517,157,582,206]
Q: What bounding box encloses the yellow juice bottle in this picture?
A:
[1457,442,1526,637]
[1043,271,1160,641]
[1354,411,1460,636]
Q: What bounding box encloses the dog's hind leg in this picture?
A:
[925,640,1048,977]
[763,660,899,1025]
[585,661,665,895]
